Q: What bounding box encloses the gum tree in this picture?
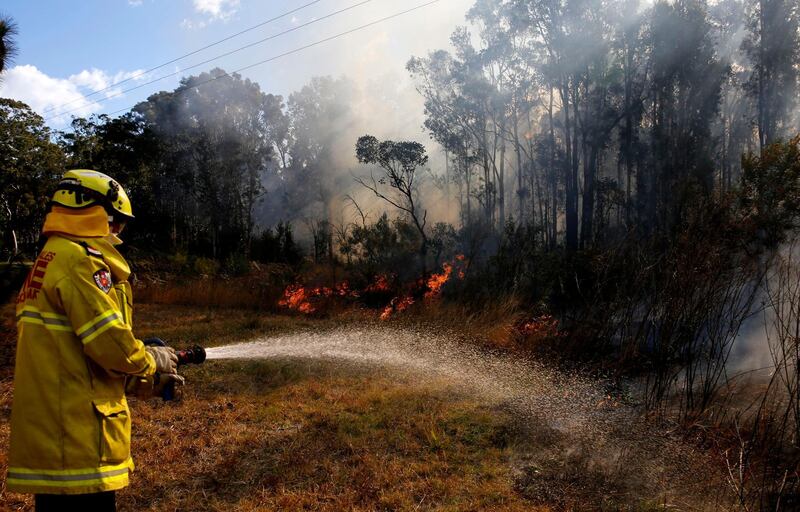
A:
[355,135,430,269]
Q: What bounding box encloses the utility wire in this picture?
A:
[99,0,442,118]
[42,0,324,115]
[47,0,379,121]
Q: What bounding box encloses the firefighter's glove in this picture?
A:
[154,372,186,401]
[145,346,178,374]
[155,372,185,391]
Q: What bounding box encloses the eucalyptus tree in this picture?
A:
[408,50,482,226]
[645,0,727,232]
[133,68,273,258]
[355,135,430,267]
[742,0,800,149]
[0,99,64,257]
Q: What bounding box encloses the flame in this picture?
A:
[519,315,562,339]
[365,274,393,293]
[455,254,467,279]
[335,281,356,297]
[425,263,453,299]
[380,296,415,321]
[278,255,468,319]
[279,282,356,314]
[278,284,313,312]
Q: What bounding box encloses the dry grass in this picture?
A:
[123,362,540,511]
[0,302,547,512]
[0,298,685,511]
[133,276,543,353]
[135,277,285,311]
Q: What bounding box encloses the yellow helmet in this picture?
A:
[51,169,134,220]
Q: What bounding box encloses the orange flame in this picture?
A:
[519,315,562,339]
[365,274,393,293]
[380,296,415,321]
[425,263,453,299]
[279,282,357,314]
[278,284,313,312]
[455,254,467,279]
[278,255,468,319]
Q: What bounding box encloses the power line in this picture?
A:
[42,0,325,115]
[50,0,441,124]
[46,0,378,122]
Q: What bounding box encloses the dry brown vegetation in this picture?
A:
[0,301,554,512]
[0,294,745,511]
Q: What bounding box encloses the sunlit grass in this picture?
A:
[119,360,541,511]
[0,301,682,511]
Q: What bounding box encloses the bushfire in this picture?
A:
[278,255,468,319]
[277,281,356,314]
[518,314,562,340]
[380,296,415,321]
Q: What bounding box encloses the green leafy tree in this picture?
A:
[133,69,274,258]
[740,136,800,244]
[0,99,65,258]
[58,113,164,248]
[355,135,430,268]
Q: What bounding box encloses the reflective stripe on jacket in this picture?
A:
[8,234,156,495]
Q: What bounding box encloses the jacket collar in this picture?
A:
[42,206,109,238]
[43,207,131,282]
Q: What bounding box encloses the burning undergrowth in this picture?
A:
[278,255,469,320]
[277,255,568,346]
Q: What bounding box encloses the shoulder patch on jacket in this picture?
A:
[93,269,113,293]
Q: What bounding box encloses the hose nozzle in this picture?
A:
[176,345,206,366]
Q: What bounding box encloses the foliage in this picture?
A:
[355,135,430,269]
[740,136,800,245]
[0,99,64,259]
[408,0,799,251]
[742,0,800,148]
[131,69,273,259]
[0,15,17,77]
[250,222,302,266]
[341,213,422,280]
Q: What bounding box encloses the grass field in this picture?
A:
[0,303,555,512]
[0,301,716,511]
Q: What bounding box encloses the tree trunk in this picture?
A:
[513,105,525,223]
[563,78,579,251]
[548,87,558,249]
[498,122,507,228]
[580,144,599,249]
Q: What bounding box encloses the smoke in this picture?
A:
[728,242,800,377]
[728,307,773,375]
[234,1,471,233]
[254,68,456,236]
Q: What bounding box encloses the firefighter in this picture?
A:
[7,169,181,511]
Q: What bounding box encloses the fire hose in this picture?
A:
[143,338,206,400]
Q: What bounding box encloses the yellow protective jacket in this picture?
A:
[8,206,156,495]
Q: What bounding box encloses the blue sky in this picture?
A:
[1,0,471,130]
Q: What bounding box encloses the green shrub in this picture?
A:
[193,257,219,277]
